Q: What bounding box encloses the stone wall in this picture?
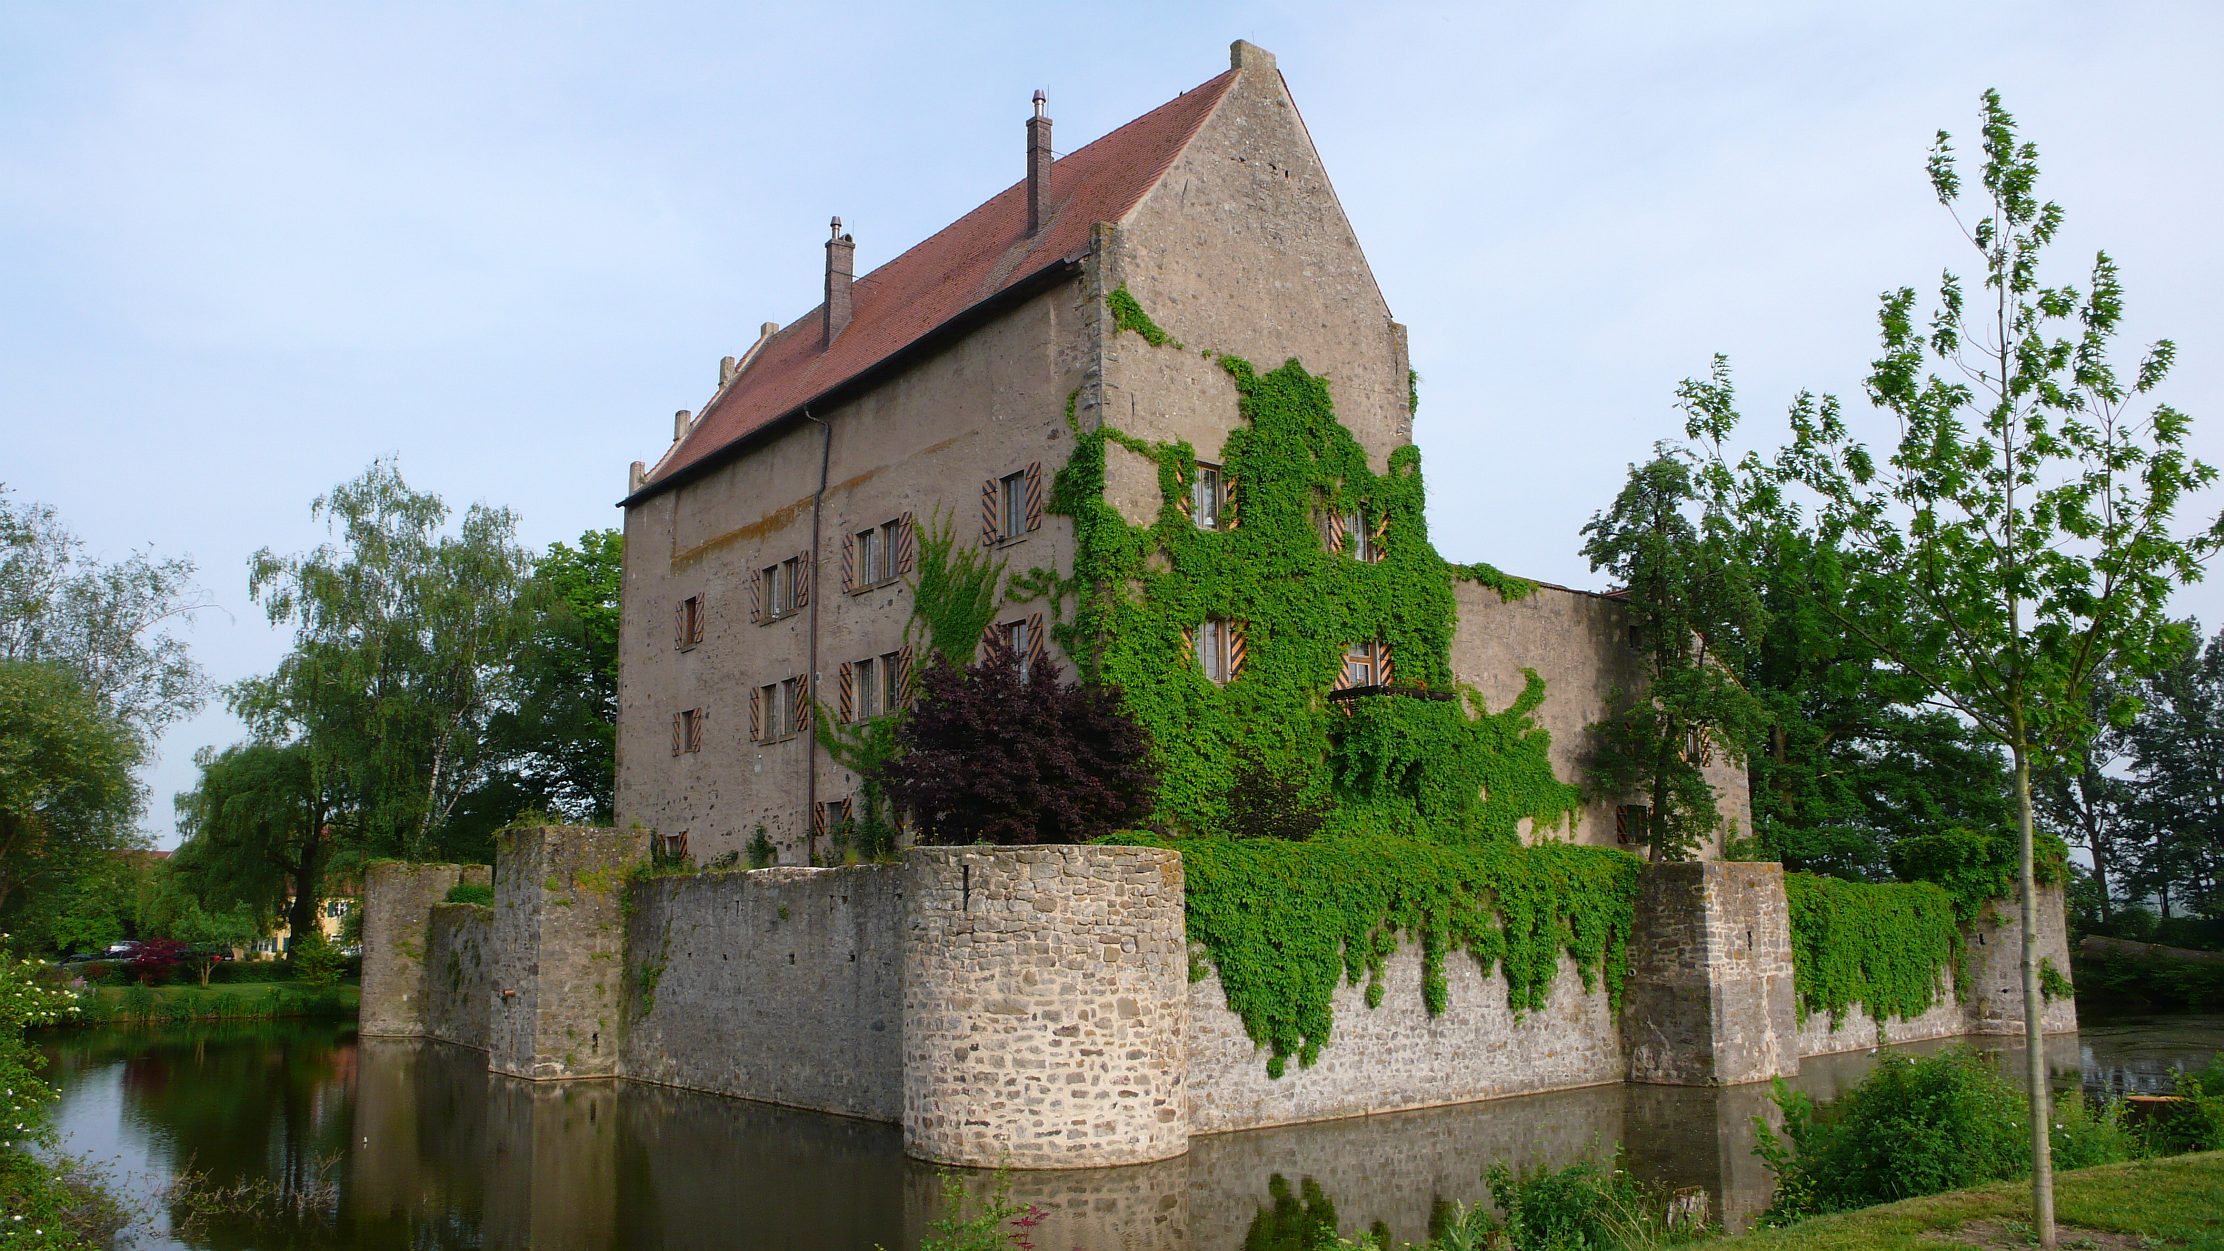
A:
[1622,862,1798,1085]
[360,861,488,1037]
[487,826,646,1081]
[425,902,495,1051]
[620,864,903,1121]
[901,845,1189,1168]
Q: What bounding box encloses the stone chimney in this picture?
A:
[824,217,855,348]
[1230,39,1275,71]
[1027,90,1052,235]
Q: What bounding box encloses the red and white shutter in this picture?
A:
[1025,612,1047,672]
[749,687,763,743]
[839,661,855,724]
[896,643,916,708]
[793,673,812,735]
[1378,640,1395,687]
[673,603,685,647]
[749,568,765,624]
[1371,511,1390,561]
[1024,462,1045,532]
[841,532,857,594]
[1224,475,1240,531]
[1229,620,1247,678]
[980,478,999,545]
[897,513,917,575]
[671,712,683,756]
[794,550,813,608]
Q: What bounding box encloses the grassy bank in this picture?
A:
[70,981,357,1026]
[1716,1152,2224,1251]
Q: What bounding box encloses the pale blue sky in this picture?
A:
[4,2,2220,846]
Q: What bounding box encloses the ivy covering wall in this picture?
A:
[1782,872,1961,1027]
[1066,287,1641,1073]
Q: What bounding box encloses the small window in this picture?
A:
[880,649,904,711]
[1195,617,1243,685]
[1681,725,1711,766]
[1341,640,1387,689]
[853,655,881,720]
[879,520,903,581]
[1615,804,1650,847]
[756,682,786,742]
[683,707,705,753]
[1192,463,1225,530]
[763,561,790,618]
[657,831,690,861]
[782,676,806,736]
[856,527,882,588]
[817,800,852,841]
[1343,508,1376,562]
[1001,471,1028,541]
[1002,618,1033,681]
[680,595,705,648]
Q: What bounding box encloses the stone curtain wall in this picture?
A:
[901,845,1189,1168]
[425,902,495,1051]
[361,861,487,1037]
[1622,862,1799,1086]
[1186,947,1623,1134]
[620,864,904,1121]
[488,826,646,1081]
[1795,883,2078,1057]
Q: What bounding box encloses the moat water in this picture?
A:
[36,1010,2224,1250]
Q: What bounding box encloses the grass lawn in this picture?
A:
[76,980,358,1023]
[1717,1151,2224,1251]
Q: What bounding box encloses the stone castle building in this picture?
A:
[615,40,1747,864]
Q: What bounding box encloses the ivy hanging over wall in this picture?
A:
[1783,871,1961,1028]
[1116,833,1645,1076]
[1062,287,1622,1072]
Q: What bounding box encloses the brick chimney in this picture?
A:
[1027,90,1052,235]
[823,217,855,348]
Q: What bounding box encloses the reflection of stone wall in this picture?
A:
[425,902,494,1051]
[488,826,646,1081]
[361,862,485,1037]
[901,845,1188,1168]
[1623,862,1798,1085]
[1189,945,1622,1133]
[620,864,902,1120]
[1794,884,2077,1058]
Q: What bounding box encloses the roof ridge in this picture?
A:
[630,64,1244,502]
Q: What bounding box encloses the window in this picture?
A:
[1001,471,1028,541]
[1343,508,1376,562]
[1001,618,1033,681]
[816,800,853,842]
[783,677,806,735]
[849,517,907,591]
[1615,804,1650,847]
[1193,617,1244,685]
[757,553,809,622]
[1681,725,1711,766]
[853,655,881,720]
[856,527,883,589]
[673,707,706,755]
[1322,500,1381,562]
[1192,462,1225,530]
[754,678,807,742]
[880,649,904,712]
[678,595,705,649]
[1338,640,1391,690]
[657,830,690,861]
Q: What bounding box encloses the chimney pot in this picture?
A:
[824,217,856,347]
[673,409,692,441]
[1026,92,1053,235]
[719,355,738,385]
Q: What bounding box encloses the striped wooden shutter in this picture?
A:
[1024,462,1045,532]
[793,674,811,734]
[841,532,857,594]
[750,567,764,623]
[1224,475,1240,531]
[1025,612,1047,671]
[1371,511,1389,560]
[979,620,1001,662]
[1378,640,1395,687]
[980,478,999,545]
[671,712,683,756]
[841,796,854,827]
[749,686,762,742]
[839,661,855,724]
[673,603,684,646]
[896,643,916,707]
[813,802,828,840]
[1180,626,1196,665]
[897,513,917,575]
[1174,463,1192,519]
[1326,508,1347,554]
[1229,620,1247,678]
[795,550,813,608]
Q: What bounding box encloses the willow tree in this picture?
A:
[1752,92,2222,1247]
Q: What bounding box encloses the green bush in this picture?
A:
[1472,1156,1707,1250]
[209,958,294,984]
[443,882,495,907]
[1755,1048,2136,1223]
[290,933,344,989]
[2137,1055,2224,1155]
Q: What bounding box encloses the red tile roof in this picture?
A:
[631,68,1241,501]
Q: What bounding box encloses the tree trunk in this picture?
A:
[2013,745,2056,1249]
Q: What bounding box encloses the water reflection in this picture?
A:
[40,1013,2223,1250]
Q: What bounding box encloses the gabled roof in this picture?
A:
[628,67,1242,503]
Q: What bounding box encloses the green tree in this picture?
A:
[171,739,334,948]
[0,660,140,919]
[2035,676,2137,926]
[2117,621,2224,919]
[0,485,210,748]
[234,459,536,860]
[143,878,261,987]
[474,528,622,825]
[1714,92,2223,1246]
[1579,448,1766,861]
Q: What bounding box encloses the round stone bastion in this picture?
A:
[900,844,1189,1168]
